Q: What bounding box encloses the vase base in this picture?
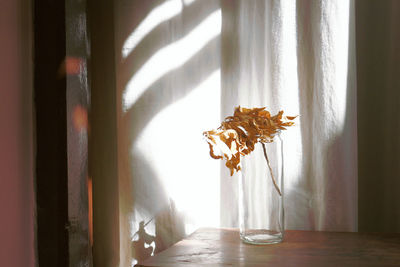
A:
[240,230,283,245]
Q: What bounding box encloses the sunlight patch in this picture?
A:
[122,9,221,111]
[134,70,221,230]
[122,0,183,58]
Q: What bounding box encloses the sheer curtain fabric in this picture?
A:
[115,0,357,265]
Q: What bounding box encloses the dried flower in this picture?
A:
[203,106,296,195]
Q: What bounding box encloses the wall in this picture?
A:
[88,0,120,266]
[0,0,35,266]
[357,0,400,232]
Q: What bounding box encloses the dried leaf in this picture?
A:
[203,106,296,176]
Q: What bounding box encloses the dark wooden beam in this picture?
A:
[34,0,69,266]
[35,0,93,266]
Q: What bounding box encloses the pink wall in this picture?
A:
[0,0,35,266]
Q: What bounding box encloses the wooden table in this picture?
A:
[138,228,400,266]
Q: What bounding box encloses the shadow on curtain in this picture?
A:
[114,1,221,265]
[109,1,358,266]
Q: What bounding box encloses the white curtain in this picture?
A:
[221,0,357,231]
[114,0,357,265]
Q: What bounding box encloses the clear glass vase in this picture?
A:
[238,134,284,244]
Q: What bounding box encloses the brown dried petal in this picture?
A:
[204,106,296,176]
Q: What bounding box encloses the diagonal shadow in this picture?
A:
[121,37,220,261]
[122,36,221,146]
[115,1,222,262]
[116,0,166,48]
[118,0,220,92]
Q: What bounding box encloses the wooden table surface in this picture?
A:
[138,228,400,267]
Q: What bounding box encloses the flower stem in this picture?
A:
[261,143,282,196]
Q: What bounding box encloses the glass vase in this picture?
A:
[238,134,284,244]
